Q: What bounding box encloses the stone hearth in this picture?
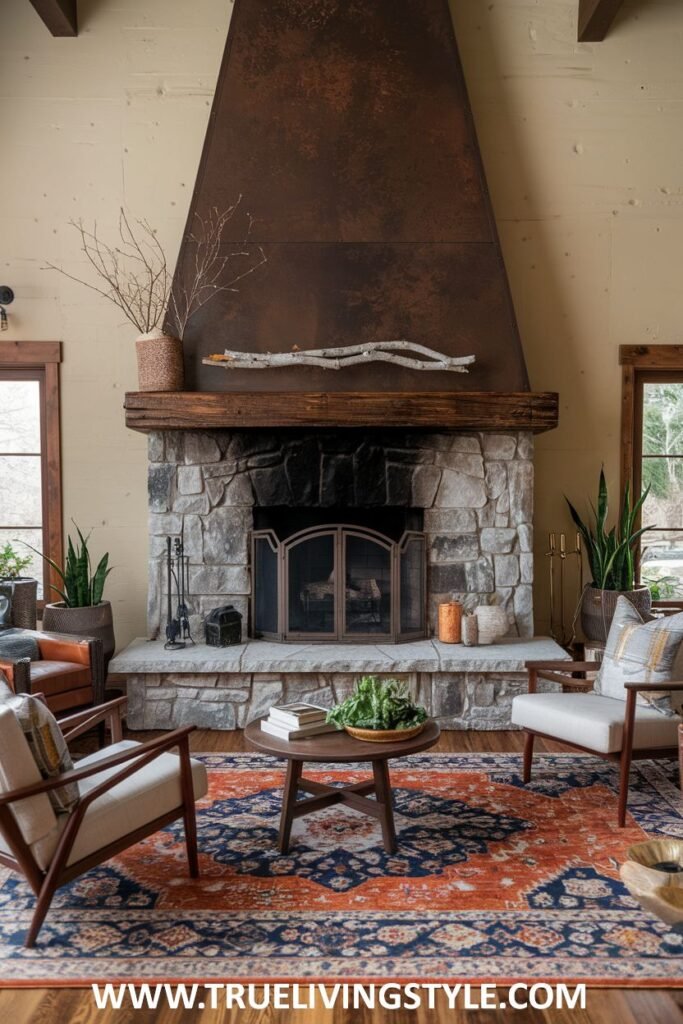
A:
[109,637,568,731]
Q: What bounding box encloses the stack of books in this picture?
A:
[261,701,338,740]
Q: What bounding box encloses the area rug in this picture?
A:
[0,752,681,986]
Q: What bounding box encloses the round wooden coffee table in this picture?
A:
[244,718,440,854]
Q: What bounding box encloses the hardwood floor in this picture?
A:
[0,729,681,1024]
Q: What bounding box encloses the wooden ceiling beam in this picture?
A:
[28,0,77,37]
[578,0,624,41]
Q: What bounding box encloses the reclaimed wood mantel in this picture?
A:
[124,391,559,433]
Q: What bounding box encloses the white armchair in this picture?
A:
[512,661,682,827]
[0,697,208,946]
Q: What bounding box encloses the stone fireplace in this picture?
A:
[103,422,563,734]
[110,0,567,729]
[147,428,534,645]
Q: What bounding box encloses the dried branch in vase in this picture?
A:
[204,341,475,373]
[43,196,266,338]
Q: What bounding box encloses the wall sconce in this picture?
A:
[0,287,14,331]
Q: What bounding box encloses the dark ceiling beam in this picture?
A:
[578,0,624,41]
[28,0,78,37]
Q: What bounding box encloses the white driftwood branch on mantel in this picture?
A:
[203,340,476,373]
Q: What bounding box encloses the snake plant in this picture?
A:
[29,523,111,607]
[566,469,652,591]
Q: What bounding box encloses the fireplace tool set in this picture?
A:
[164,534,195,651]
[546,531,583,646]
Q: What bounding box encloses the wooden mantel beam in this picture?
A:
[28,0,77,37]
[578,0,624,41]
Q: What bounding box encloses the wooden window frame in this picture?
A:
[620,344,683,609]
[0,342,63,609]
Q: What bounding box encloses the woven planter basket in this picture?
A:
[580,585,651,643]
[5,578,38,630]
[41,600,115,667]
[135,330,184,392]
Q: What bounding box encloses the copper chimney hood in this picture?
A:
[125,0,557,433]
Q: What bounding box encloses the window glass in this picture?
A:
[639,382,683,600]
[0,379,44,597]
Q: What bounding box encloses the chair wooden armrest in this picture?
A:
[58,696,127,744]
[0,725,196,808]
[0,656,31,694]
[623,680,683,691]
[525,660,598,672]
[525,660,599,693]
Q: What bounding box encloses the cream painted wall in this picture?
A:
[3,0,683,645]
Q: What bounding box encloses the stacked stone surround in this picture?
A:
[127,670,531,731]
[147,428,534,641]
[135,427,539,730]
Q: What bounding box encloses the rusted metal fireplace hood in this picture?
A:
[125,0,558,435]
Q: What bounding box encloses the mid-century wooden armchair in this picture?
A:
[512,660,682,827]
[0,696,207,946]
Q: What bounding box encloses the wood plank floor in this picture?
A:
[1,729,681,1024]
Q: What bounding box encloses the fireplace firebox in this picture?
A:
[251,508,426,643]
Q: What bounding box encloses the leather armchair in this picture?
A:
[0,630,104,714]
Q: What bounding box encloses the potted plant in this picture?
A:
[45,199,266,392]
[567,469,653,642]
[34,525,115,666]
[0,542,38,630]
[327,676,428,742]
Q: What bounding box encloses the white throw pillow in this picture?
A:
[595,596,683,717]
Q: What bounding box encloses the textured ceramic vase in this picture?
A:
[473,605,508,645]
[580,585,651,643]
[135,329,184,392]
[42,600,115,668]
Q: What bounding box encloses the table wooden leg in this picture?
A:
[279,759,302,854]
[373,759,396,854]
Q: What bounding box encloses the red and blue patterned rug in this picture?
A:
[0,752,681,986]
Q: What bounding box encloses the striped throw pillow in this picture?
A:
[595,596,683,717]
[1,693,78,813]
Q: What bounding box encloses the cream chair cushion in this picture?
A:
[65,740,208,866]
[0,705,58,847]
[511,691,682,754]
[0,739,208,871]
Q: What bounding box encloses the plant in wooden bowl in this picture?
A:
[327,676,428,743]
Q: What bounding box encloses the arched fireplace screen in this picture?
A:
[251,525,426,643]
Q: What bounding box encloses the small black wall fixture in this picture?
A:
[0,287,14,332]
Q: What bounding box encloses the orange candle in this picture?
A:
[438,601,462,643]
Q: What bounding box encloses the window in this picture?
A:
[0,343,63,603]
[621,345,683,605]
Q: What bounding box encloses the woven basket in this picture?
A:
[136,330,184,392]
[580,586,651,643]
[345,723,425,743]
[8,578,37,630]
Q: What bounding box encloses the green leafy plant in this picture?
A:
[566,469,652,591]
[0,543,32,580]
[326,676,427,731]
[641,567,682,601]
[29,523,111,607]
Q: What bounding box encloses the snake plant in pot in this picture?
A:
[566,469,653,642]
[35,525,115,665]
